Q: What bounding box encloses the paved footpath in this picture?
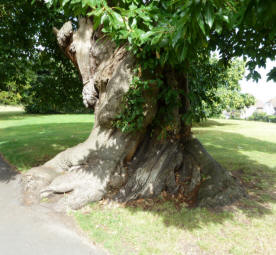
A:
[0,155,106,255]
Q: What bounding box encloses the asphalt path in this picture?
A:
[0,155,106,255]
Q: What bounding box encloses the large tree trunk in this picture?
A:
[23,18,246,211]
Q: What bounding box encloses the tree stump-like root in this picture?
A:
[22,133,246,211]
[23,155,115,211]
[114,135,246,207]
[22,17,246,211]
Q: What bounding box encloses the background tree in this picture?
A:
[23,0,274,210]
[0,0,85,113]
[210,0,276,81]
[190,57,255,120]
[0,0,255,114]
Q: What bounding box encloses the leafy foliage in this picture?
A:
[190,58,255,121]
[43,0,274,131]
[3,0,275,127]
[113,75,150,132]
[0,0,85,113]
[24,53,85,113]
[210,0,276,81]
[249,112,276,123]
[47,0,275,75]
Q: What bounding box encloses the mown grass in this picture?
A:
[76,119,276,255]
[1,110,276,254]
[0,110,93,170]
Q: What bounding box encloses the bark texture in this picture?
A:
[23,18,246,211]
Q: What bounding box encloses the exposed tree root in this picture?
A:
[22,17,246,211]
[23,134,246,211]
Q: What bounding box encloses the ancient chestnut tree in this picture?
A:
[23,0,275,210]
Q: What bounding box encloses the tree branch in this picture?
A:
[55,21,73,48]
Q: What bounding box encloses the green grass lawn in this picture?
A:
[0,110,93,170]
[1,110,276,254]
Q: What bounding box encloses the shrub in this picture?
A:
[0,91,21,105]
[248,112,276,123]
[268,115,276,123]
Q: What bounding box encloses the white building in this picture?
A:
[263,101,275,115]
[241,97,276,119]
[266,97,276,115]
[240,100,263,119]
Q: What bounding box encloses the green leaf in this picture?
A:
[86,0,100,8]
[100,13,109,25]
[197,13,206,35]
[222,15,229,23]
[111,11,124,27]
[93,16,101,30]
[180,46,188,61]
[267,67,276,82]
[204,5,214,28]
[140,31,154,43]
[172,28,183,48]
[61,0,70,7]
[215,22,222,34]
[71,0,81,4]
[151,33,162,45]
[130,18,137,28]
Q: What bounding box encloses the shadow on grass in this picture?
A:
[0,122,92,170]
[193,119,237,128]
[122,130,276,231]
[0,154,18,183]
[0,111,27,121]
[0,111,93,121]
[198,130,276,214]
[1,117,276,231]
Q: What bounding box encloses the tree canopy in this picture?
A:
[46,0,275,78]
[1,0,274,117]
[0,0,85,112]
[45,0,273,123]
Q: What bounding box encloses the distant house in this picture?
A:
[225,96,276,119]
[266,97,276,115]
[255,100,265,113]
[263,101,275,115]
[240,100,263,119]
[240,97,276,119]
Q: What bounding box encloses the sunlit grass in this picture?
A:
[0,111,93,170]
[76,119,276,255]
[1,110,276,254]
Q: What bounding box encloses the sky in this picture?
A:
[240,59,276,103]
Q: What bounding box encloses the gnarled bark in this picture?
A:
[23,18,246,211]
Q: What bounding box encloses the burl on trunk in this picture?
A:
[23,18,246,211]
